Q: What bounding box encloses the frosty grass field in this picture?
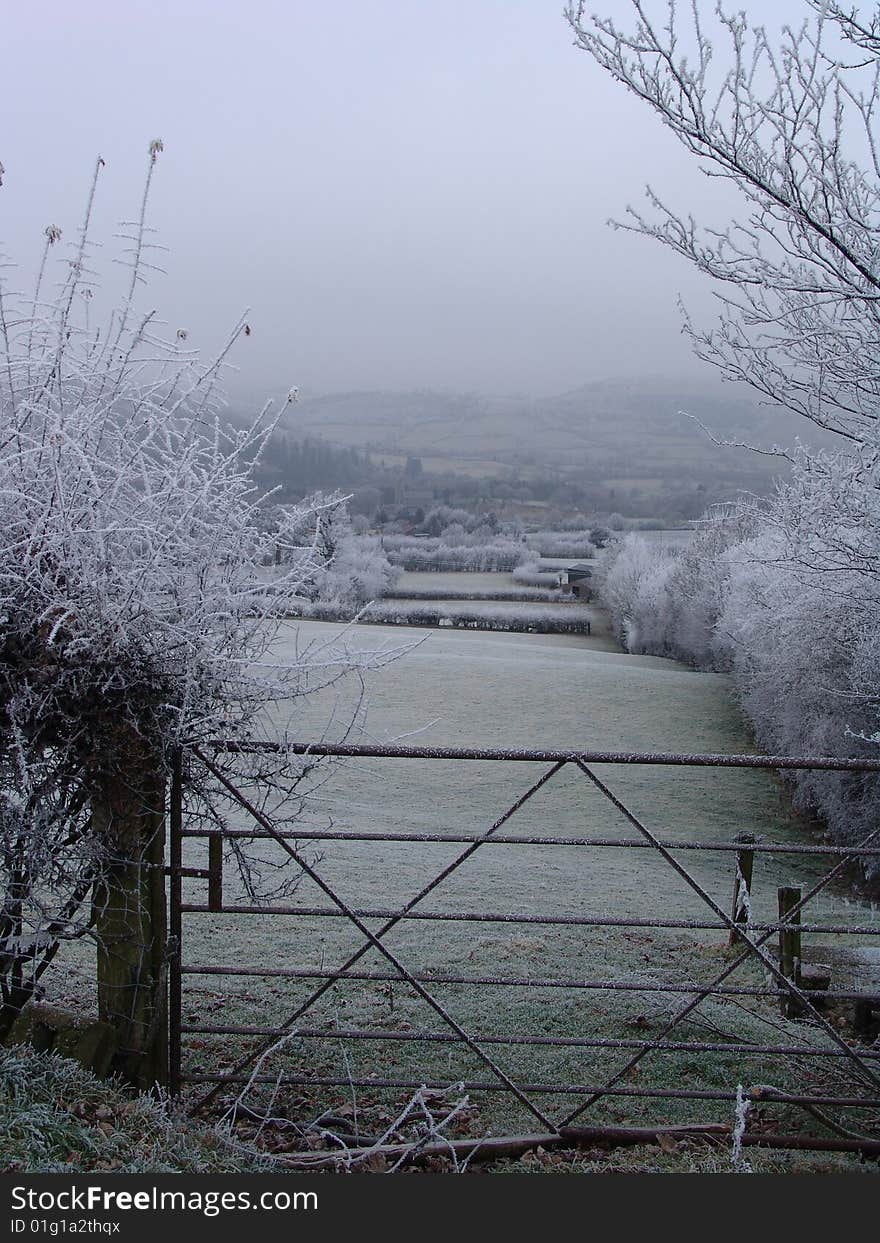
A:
[60,575,880,1141]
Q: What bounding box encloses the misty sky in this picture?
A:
[2,1,806,404]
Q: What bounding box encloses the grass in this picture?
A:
[164,617,880,1166]
[487,1145,877,1173]
[2,1038,875,1174]
[35,598,880,1173]
[0,1045,270,1173]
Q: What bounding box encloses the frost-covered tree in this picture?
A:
[0,145,386,1073]
[568,3,880,874]
[567,1,880,444]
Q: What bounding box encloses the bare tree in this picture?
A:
[566,1,880,444]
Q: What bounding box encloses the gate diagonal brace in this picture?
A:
[558,760,880,1129]
[189,746,563,1131]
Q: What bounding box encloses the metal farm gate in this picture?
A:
[167,741,880,1167]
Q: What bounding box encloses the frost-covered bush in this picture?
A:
[381,508,525,571]
[717,453,880,859]
[511,562,563,588]
[383,534,527,572]
[0,146,387,1043]
[296,599,592,634]
[595,467,880,878]
[596,534,679,654]
[421,506,503,538]
[422,506,472,537]
[275,491,399,608]
[597,513,755,663]
[529,537,597,559]
[384,585,560,602]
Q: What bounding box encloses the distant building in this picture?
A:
[560,563,593,599]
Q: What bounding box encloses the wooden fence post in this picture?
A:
[168,749,183,1097]
[208,834,224,913]
[778,885,802,1018]
[92,748,168,1089]
[728,833,756,946]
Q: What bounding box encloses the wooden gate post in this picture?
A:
[168,749,183,1096]
[92,748,168,1089]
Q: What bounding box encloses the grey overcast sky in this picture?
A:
[1,1,803,404]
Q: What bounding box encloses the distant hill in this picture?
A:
[523,377,831,474]
[271,377,836,495]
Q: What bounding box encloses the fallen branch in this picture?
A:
[272,1120,880,1169]
[273,1122,731,1169]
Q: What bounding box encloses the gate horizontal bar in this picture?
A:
[179,1071,880,1109]
[179,902,880,936]
[178,826,880,856]
[180,963,880,1000]
[180,1022,880,1059]
[207,738,880,771]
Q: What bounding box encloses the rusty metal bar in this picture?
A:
[179,963,880,1001]
[207,738,880,771]
[179,1022,880,1059]
[178,825,880,856]
[179,901,880,937]
[178,1072,880,1110]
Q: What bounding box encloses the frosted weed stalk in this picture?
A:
[731,1085,753,1173]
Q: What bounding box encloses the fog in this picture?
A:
[1,1,805,404]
